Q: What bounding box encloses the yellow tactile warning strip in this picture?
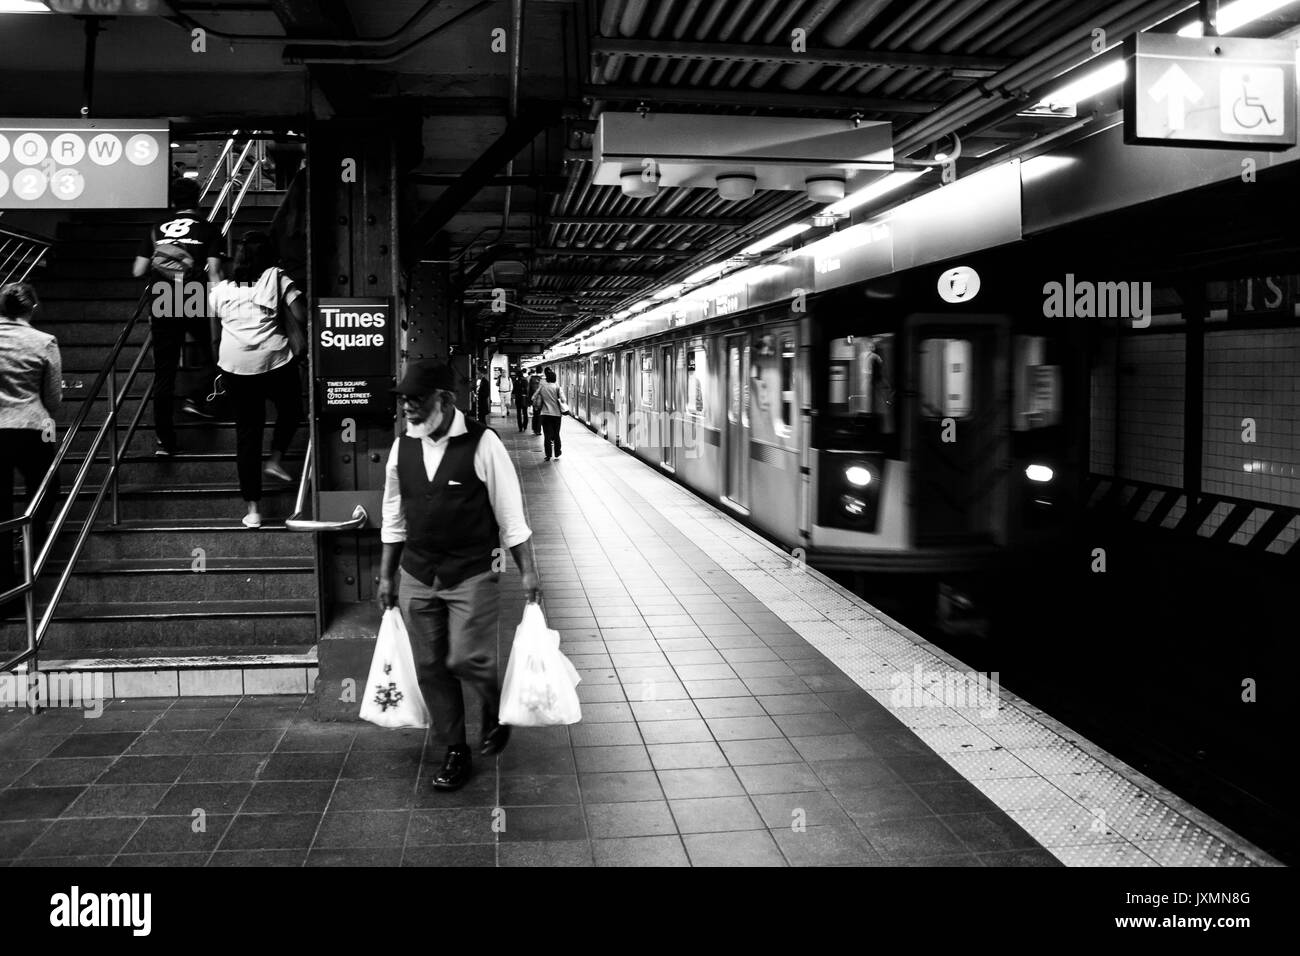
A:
[532,423,1280,867]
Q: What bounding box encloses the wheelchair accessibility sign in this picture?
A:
[1123,33,1296,150]
[1219,67,1284,136]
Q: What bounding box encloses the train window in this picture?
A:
[780,337,795,438]
[827,334,895,428]
[641,352,654,407]
[728,346,740,424]
[579,362,586,394]
[1014,335,1061,429]
[606,357,614,399]
[686,346,707,419]
[919,338,972,419]
[742,344,751,428]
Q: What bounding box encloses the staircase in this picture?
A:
[2,193,320,671]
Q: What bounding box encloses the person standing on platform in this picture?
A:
[513,371,530,432]
[527,368,543,436]
[0,283,62,611]
[378,360,541,791]
[532,367,566,462]
[476,371,491,423]
[132,177,223,455]
[496,368,512,427]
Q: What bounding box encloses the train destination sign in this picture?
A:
[1123,33,1296,150]
[315,298,393,379]
[0,118,169,209]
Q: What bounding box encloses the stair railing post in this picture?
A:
[22,530,37,714]
[107,363,119,526]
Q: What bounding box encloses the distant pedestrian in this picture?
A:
[496,369,512,423]
[528,369,542,435]
[0,282,61,608]
[209,232,306,529]
[132,177,223,454]
[477,373,491,422]
[532,367,567,461]
[378,360,541,791]
[512,371,529,432]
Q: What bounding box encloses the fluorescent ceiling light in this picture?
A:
[630,299,653,312]
[653,283,685,299]
[685,262,725,285]
[740,223,810,257]
[822,170,926,217]
[1034,59,1127,109]
[1178,0,1296,35]
[0,0,50,10]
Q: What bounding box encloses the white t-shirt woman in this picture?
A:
[209,267,303,376]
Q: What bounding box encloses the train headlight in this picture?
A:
[1025,464,1054,483]
[844,464,873,487]
[841,494,867,516]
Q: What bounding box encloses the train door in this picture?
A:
[911,318,1009,544]
[604,355,614,437]
[660,344,676,470]
[723,333,750,509]
[619,351,632,447]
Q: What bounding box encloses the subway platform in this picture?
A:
[0,417,1281,867]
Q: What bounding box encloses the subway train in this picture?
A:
[540,230,1090,573]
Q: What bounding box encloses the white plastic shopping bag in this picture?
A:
[359,608,431,729]
[499,603,582,727]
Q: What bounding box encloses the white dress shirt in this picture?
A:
[381,407,531,549]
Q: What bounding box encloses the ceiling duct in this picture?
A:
[594,112,893,198]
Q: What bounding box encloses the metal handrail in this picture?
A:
[284,434,370,532]
[198,132,239,205]
[1,282,154,678]
[0,225,52,287]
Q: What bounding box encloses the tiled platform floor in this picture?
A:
[0,417,1275,866]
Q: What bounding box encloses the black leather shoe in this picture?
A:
[481,722,511,756]
[431,746,472,791]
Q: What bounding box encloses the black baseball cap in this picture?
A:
[392,360,455,397]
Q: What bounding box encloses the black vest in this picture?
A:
[397,419,500,588]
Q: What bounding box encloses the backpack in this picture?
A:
[150,241,196,280]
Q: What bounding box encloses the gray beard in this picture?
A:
[405,418,437,440]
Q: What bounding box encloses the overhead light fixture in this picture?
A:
[1178,0,1295,35]
[716,172,757,201]
[630,299,653,312]
[804,176,845,204]
[621,169,658,198]
[1033,59,1127,110]
[685,262,725,285]
[821,169,926,217]
[0,1,50,12]
[653,283,685,299]
[740,223,811,257]
[813,211,847,228]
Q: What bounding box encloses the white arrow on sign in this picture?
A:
[1149,63,1203,130]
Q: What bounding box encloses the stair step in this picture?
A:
[61,557,314,574]
[1,602,316,653]
[36,300,146,322]
[38,645,316,669]
[62,423,310,458]
[38,558,315,603]
[68,520,317,560]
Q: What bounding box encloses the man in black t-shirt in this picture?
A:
[132,178,224,455]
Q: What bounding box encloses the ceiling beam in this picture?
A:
[536,247,695,258]
[547,215,747,226]
[592,38,1011,76]
[411,173,568,188]
[584,84,938,115]
[268,0,362,115]
[410,102,564,251]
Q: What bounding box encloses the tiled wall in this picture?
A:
[1202,328,1300,552]
[1089,338,1116,475]
[1116,334,1186,487]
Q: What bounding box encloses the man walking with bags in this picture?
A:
[377,360,541,791]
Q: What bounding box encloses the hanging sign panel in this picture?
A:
[0,118,169,209]
[1123,33,1296,150]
